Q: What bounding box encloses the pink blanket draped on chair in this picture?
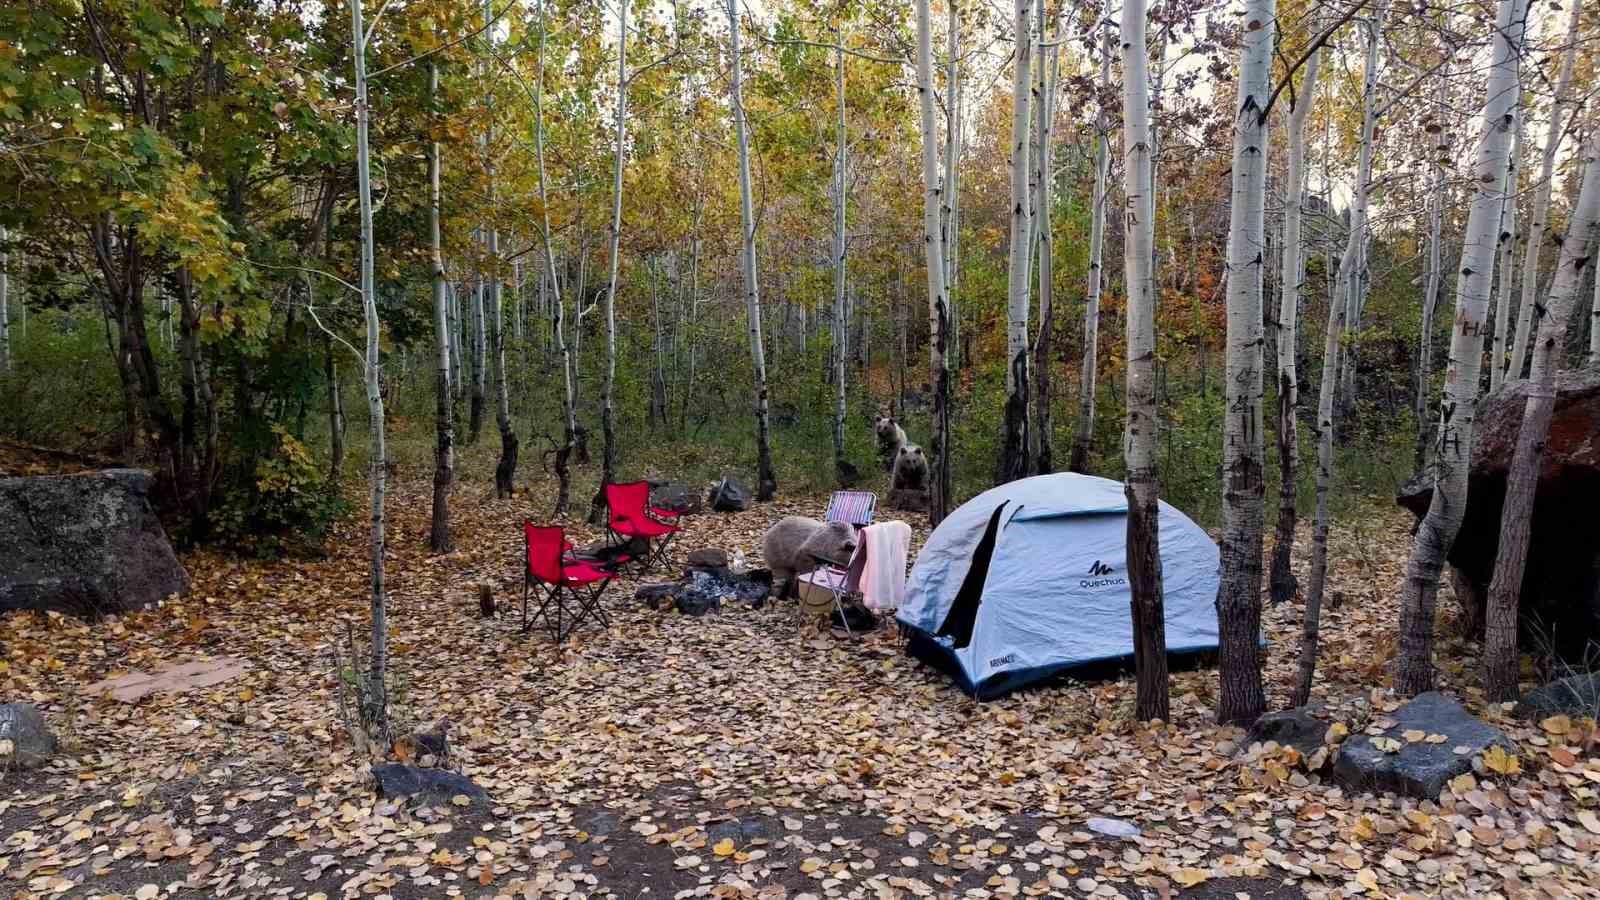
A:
[844,520,911,611]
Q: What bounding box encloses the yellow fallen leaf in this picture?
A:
[1373,737,1402,754]
[1172,868,1209,888]
[712,838,735,857]
[1356,868,1379,891]
[1424,733,1448,744]
[1351,817,1376,841]
[136,886,159,900]
[237,688,254,702]
[799,857,823,874]
[451,794,470,807]
[1578,810,1600,835]
[1482,745,1521,776]
[1325,722,1350,744]
[1541,715,1574,735]
[1402,729,1426,743]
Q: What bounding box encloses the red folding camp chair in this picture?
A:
[522,523,613,642]
[605,481,679,572]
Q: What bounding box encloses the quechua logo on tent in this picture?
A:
[1080,559,1126,589]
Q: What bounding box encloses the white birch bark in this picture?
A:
[483,0,516,499]
[1485,132,1600,701]
[1001,0,1033,482]
[943,3,962,369]
[1120,0,1167,722]
[1070,5,1112,475]
[832,37,849,485]
[1507,0,1581,385]
[1215,0,1275,726]
[470,271,486,442]
[1304,6,1384,704]
[428,62,454,553]
[1416,124,1446,468]
[1491,122,1522,393]
[1030,0,1064,475]
[1398,0,1531,696]
[589,0,627,523]
[0,226,9,376]
[1269,16,1322,612]
[350,0,388,739]
[916,0,952,524]
[728,0,776,499]
[1592,259,1600,363]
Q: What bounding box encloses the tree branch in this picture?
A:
[1261,0,1368,120]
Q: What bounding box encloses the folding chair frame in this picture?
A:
[522,572,612,643]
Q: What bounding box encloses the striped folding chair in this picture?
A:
[825,491,877,530]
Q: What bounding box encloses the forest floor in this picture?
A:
[2,447,1598,899]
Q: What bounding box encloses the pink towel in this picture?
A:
[845,520,911,611]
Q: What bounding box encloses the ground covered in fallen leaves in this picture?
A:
[3,453,1599,900]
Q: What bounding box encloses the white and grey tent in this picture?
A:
[897,472,1220,699]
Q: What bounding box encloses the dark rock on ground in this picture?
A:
[413,722,450,763]
[371,764,487,806]
[1245,706,1331,764]
[708,476,751,512]
[887,487,929,512]
[835,459,861,487]
[707,818,772,846]
[1513,672,1600,720]
[1333,692,1512,799]
[676,592,721,617]
[0,702,57,768]
[635,583,679,610]
[650,481,702,515]
[1398,369,1600,662]
[0,469,189,617]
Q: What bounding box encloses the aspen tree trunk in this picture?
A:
[1120,0,1167,722]
[326,337,344,481]
[428,62,454,552]
[1398,0,1530,697]
[534,0,576,514]
[1491,123,1522,393]
[1215,0,1275,727]
[1269,20,1322,608]
[649,258,666,425]
[1000,0,1033,484]
[469,274,486,443]
[483,0,516,500]
[0,226,9,376]
[1508,0,1580,385]
[350,0,388,740]
[1070,7,1112,475]
[916,0,952,525]
[1030,0,1063,476]
[1298,8,1383,706]
[1416,147,1445,469]
[1592,262,1600,363]
[728,0,776,500]
[832,38,849,486]
[943,4,962,371]
[1485,134,1600,701]
[588,0,628,524]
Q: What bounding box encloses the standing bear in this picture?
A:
[874,415,907,473]
[888,443,930,512]
[761,516,858,599]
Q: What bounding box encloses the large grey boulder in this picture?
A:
[1333,692,1513,799]
[0,703,57,768]
[1513,673,1600,721]
[0,469,188,616]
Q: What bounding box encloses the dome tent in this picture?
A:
[896,472,1220,699]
